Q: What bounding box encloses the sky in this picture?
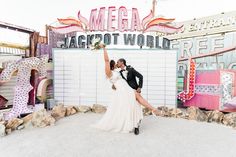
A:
[0,0,235,44]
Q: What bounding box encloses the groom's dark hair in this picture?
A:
[118,58,127,66]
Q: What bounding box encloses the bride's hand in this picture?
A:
[99,43,105,48]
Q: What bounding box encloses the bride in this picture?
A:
[91,44,144,134]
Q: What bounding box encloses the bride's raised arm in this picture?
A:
[101,44,112,78]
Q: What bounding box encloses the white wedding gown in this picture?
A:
[91,70,143,133]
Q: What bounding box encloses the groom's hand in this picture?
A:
[136,88,141,93]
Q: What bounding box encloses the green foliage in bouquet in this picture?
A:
[91,38,106,50]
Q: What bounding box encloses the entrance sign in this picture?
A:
[165,11,236,70]
[166,11,236,40]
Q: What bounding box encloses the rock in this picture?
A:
[91,104,107,114]
[6,118,24,130]
[0,121,6,137]
[65,106,78,116]
[32,109,55,128]
[186,107,208,122]
[143,108,152,116]
[153,108,163,116]
[179,108,189,119]
[0,121,6,125]
[207,110,224,123]
[169,108,184,118]
[16,125,25,130]
[5,129,11,135]
[22,114,33,129]
[51,104,66,120]
[24,121,33,129]
[22,114,33,123]
[222,113,236,128]
[76,105,91,113]
[157,106,170,117]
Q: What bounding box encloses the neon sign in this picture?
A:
[50,6,183,49]
[51,6,183,34]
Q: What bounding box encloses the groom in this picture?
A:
[117,58,143,135]
[117,58,143,93]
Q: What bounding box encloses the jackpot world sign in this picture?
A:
[51,6,183,49]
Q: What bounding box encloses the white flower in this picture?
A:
[91,38,101,46]
[90,37,104,50]
[90,45,95,50]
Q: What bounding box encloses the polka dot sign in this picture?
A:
[0,55,48,121]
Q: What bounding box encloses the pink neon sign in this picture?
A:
[51,6,183,34]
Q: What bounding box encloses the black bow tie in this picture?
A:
[120,69,125,72]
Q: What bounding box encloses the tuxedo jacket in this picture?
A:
[120,65,143,90]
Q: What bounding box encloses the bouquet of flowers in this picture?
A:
[91,38,105,50]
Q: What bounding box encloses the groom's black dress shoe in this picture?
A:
[134,127,139,135]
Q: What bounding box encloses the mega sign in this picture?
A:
[51,6,183,49]
[89,7,144,32]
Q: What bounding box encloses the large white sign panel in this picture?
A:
[53,49,177,108]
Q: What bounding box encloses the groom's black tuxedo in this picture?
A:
[120,65,143,90]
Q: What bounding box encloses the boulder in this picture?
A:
[31,109,55,128]
[157,106,170,117]
[22,114,33,123]
[169,108,184,118]
[186,107,208,122]
[179,108,189,119]
[207,110,224,123]
[65,106,78,116]
[222,113,236,128]
[154,108,163,117]
[51,104,66,120]
[22,114,33,129]
[5,129,11,135]
[0,121,6,137]
[179,108,187,117]
[91,104,107,114]
[76,105,92,113]
[16,125,25,130]
[6,118,24,130]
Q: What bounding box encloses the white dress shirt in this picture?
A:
[121,66,128,80]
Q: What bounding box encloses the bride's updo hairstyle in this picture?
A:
[110,60,116,70]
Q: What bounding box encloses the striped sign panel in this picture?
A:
[53,49,177,108]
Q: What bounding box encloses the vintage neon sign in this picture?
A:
[59,33,171,49]
[50,6,183,49]
[51,6,183,34]
[88,6,142,32]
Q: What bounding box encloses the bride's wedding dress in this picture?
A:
[91,70,143,133]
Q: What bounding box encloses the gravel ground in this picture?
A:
[0,113,236,157]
